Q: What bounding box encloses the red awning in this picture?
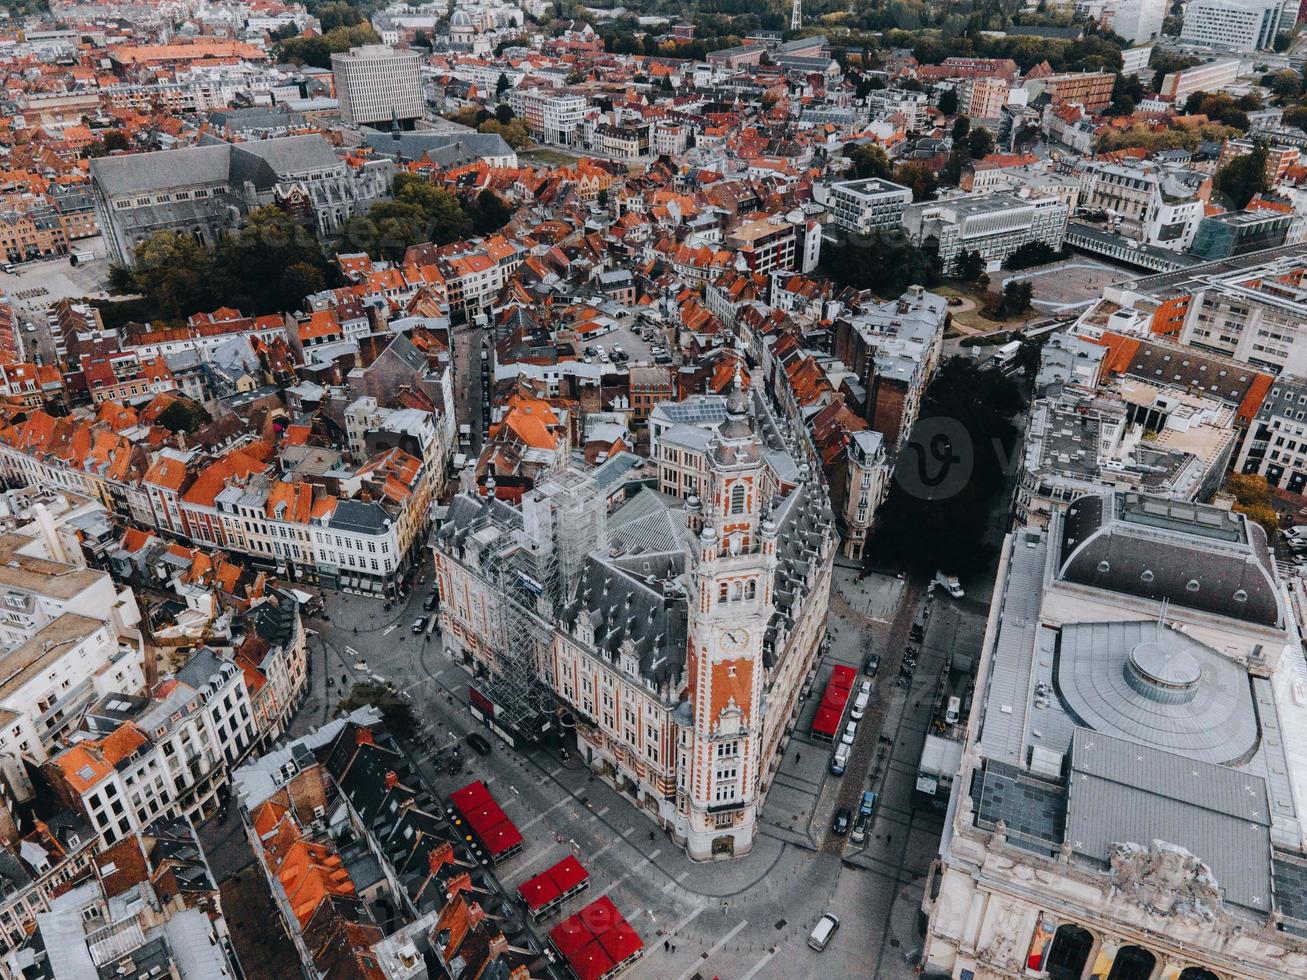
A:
[520,856,588,911]
[811,705,840,736]
[550,897,643,980]
[548,855,589,892]
[465,800,509,835]
[569,944,617,980]
[451,780,493,814]
[482,821,524,857]
[549,914,594,957]
[596,919,643,964]
[518,872,563,912]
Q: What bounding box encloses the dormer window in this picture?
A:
[1140,569,1154,583]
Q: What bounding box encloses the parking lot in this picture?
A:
[275,560,948,979]
[0,236,113,311]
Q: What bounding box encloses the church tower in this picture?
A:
[679,380,779,860]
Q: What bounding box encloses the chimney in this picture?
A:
[355,727,374,746]
[445,871,473,899]
[384,770,399,790]
[30,503,66,564]
[466,899,485,929]
[427,841,454,875]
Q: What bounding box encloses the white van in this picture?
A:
[830,742,850,776]
[808,913,840,951]
[946,696,961,725]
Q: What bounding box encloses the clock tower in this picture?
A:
[678,382,779,860]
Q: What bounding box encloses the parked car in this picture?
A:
[858,790,878,818]
[466,732,492,755]
[932,571,965,598]
[831,808,851,835]
[411,616,429,634]
[830,742,850,776]
[808,913,840,951]
[850,814,867,844]
[841,721,857,746]
[423,593,439,611]
[863,653,880,676]
[945,696,961,725]
[851,690,870,721]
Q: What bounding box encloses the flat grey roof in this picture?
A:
[1067,727,1273,913]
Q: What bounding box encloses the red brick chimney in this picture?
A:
[444,871,473,900]
[427,841,454,875]
[355,728,374,746]
[384,770,399,790]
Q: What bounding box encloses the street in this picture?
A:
[224,555,984,979]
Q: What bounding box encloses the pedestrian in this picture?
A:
[664,940,670,953]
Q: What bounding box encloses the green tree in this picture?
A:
[819,230,939,295]
[479,118,531,150]
[213,207,329,313]
[937,88,958,116]
[1213,144,1268,209]
[122,231,215,317]
[951,115,971,142]
[847,142,893,181]
[871,358,1024,573]
[1225,473,1280,536]
[317,1,361,31]
[280,261,326,301]
[1267,69,1302,101]
[967,127,995,159]
[496,71,511,98]
[955,249,983,282]
[893,161,937,202]
[470,189,513,234]
[155,398,211,433]
[999,279,1034,316]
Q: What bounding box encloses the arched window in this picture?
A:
[1045,924,1094,980]
[718,582,729,602]
[744,580,756,600]
[730,582,742,601]
[1107,946,1157,980]
[730,483,746,514]
[1177,970,1220,980]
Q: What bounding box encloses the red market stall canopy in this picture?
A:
[518,855,590,919]
[450,780,524,863]
[549,896,643,980]
[811,665,857,741]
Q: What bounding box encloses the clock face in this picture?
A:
[722,628,750,651]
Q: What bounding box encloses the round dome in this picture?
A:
[450,10,473,26]
[1125,639,1201,704]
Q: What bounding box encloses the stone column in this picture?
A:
[1087,938,1118,980]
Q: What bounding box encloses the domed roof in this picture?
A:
[450,9,473,27]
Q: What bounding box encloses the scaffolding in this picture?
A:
[468,472,608,745]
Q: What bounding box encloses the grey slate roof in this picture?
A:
[89,144,231,196]
[1058,492,1281,627]
[361,127,514,166]
[1066,727,1273,913]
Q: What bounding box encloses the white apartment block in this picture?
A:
[1181,0,1283,51]
[508,87,587,145]
[49,651,256,846]
[903,192,1068,275]
[0,615,145,765]
[827,178,914,236]
[331,45,423,128]
[1114,0,1165,43]
[1160,57,1241,103]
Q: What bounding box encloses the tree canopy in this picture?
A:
[871,357,1025,574]
[1213,144,1268,209]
